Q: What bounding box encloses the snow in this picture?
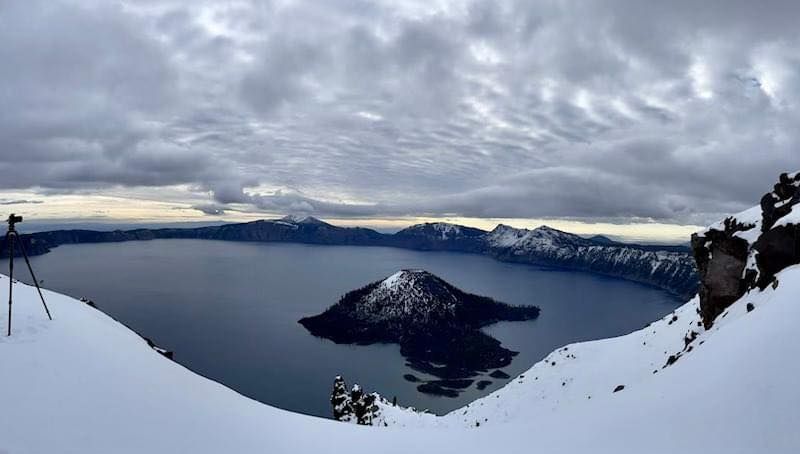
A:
[362,270,457,322]
[277,215,325,225]
[427,222,463,239]
[403,222,465,240]
[486,225,692,286]
[774,205,800,228]
[2,266,800,452]
[486,224,568,249]
[699,173,800,245]
[380,270,406,291]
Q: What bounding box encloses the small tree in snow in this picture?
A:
[330,376,353,421]
[351,384,380,425]
[331,376,382,425]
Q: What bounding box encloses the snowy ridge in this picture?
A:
[486,224,696,297]
[401,222,465,240]
[435,265,800,436]
[486,224,579,250]
[700,171,799,244]
[391,222,697,297]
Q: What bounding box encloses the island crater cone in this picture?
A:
[299,270,540,382]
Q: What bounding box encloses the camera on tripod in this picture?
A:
[7,214,22,229]
[3,213,51,335]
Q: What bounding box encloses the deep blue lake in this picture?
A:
[17,239,681,417]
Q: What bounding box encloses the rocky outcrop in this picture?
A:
[691,218,754,328]
[692,171,800,328]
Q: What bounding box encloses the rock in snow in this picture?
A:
[1,172,800,453]
[692,171,800,328]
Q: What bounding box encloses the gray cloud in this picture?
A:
[1,0,799,225]
[0,200,44,205]
[191,204,226,216]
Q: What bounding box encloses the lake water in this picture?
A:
[16,239,682,417]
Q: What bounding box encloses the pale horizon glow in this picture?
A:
[1,191,703,244]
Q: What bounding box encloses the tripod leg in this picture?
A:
[7,232,13,336]
[16,233,52,320]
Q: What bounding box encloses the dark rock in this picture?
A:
[476,380,493,390]
[692,172,800,328]
[613,385,625,393]
[664,354,679,367]
[79,297,98,309]
[746,303,755,313]
[417,383,460,398]
[683,331,698,349]
[403,374,420,383]
[142,336,174,360]
[691,220,752,329]
[427,379,474,389]
[752,224,800,290]
[489,370,511,379]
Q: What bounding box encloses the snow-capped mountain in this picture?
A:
[390,222,697,298]
[300,269,539,338]
[279,215,330,226]
[485,224,698,299]
[391,222,487,252]
[1,171,799,452]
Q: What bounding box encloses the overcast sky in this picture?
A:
[0,0,798,239]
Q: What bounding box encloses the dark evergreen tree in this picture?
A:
[350,384,365,424]
[350,384,380,425]
[330,376,352,421]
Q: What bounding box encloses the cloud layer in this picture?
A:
[1,0,798,225]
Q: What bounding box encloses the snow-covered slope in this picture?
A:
[2,264,799,452]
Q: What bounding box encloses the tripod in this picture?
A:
[2,214,51,336]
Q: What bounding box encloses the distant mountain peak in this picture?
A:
[278,215,328,225]
[588,234,617,245]
[396,222,486,242]
[487,223,587,249]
